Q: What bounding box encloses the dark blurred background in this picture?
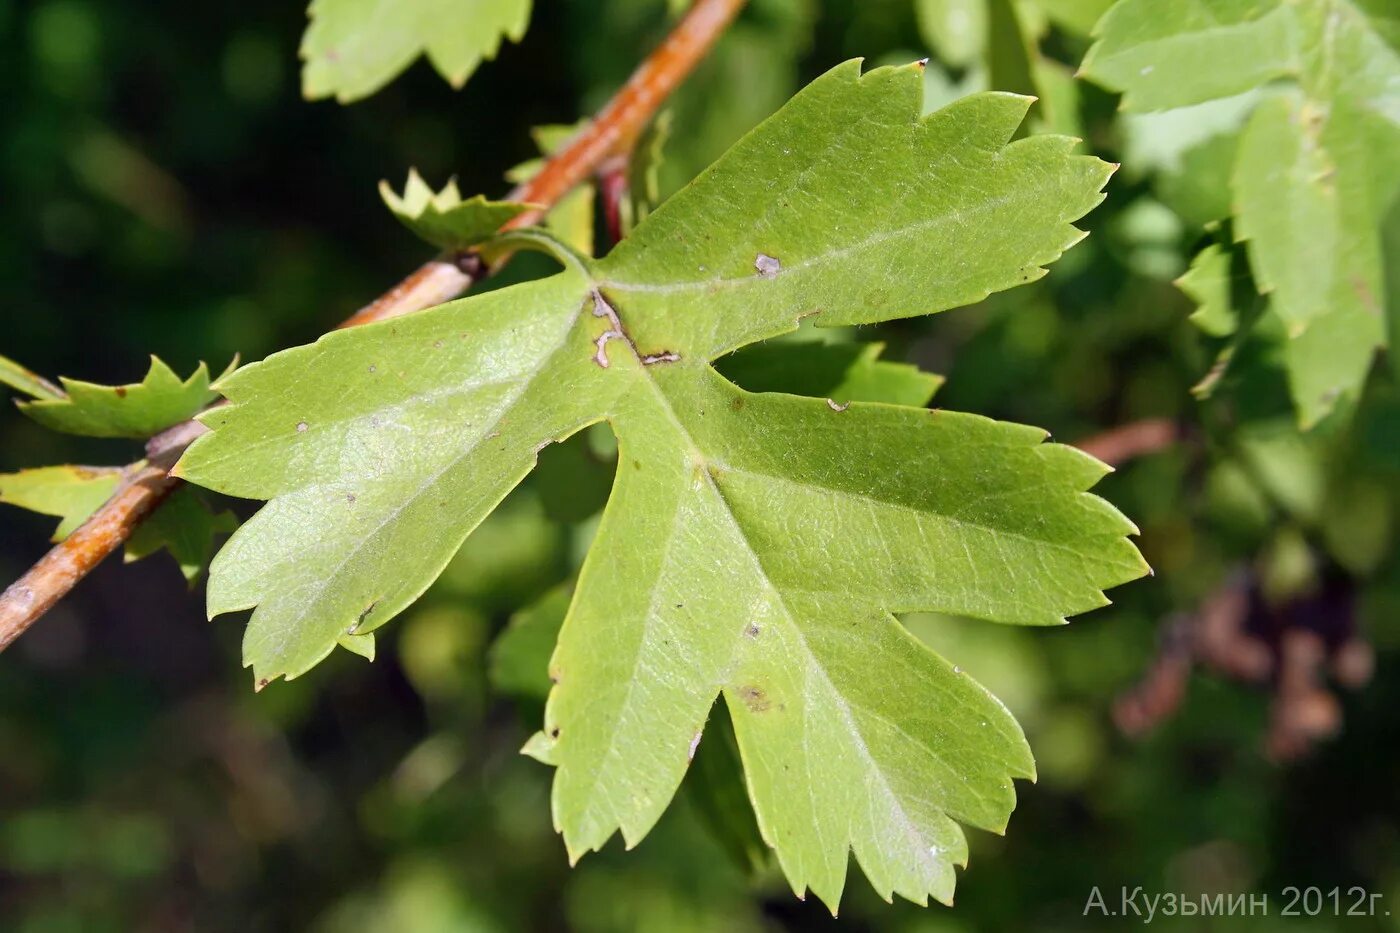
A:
[2,0,1399,929]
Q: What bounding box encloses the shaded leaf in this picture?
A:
[715,341,942,407]
[1177,244,1236,338]
[125,487,239,584]
[1088,0,1400,426]
[489,583,570,700]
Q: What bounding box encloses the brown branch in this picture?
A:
[340,0,746,328]
[0,0,746,654]
[0,461,178,652]
[1072,417,1181,467]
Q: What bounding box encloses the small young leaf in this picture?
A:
[301,0,532,103]
[380,169,533,251]
[179,61,1145,909]
[0,465,122,541]
[125,487,239,584]
[19,357,229,439]
[0,354,65,401]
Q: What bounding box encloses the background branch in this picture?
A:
[1072,417,1181,466]
[0,0,747,654]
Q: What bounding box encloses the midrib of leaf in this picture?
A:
[596,187,1038,299]
[606,364,972,884]
[700,460,950,885]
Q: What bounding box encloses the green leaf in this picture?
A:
[715,341,942,407]
[0,355,64,401]
[489,584,570,700]
[1080,0,1301,113]
[0,465,121,540]
[1177,244,1236,338]
[380,169,533,251]
[1087,0,1400,427]
[18,356,228,439]
[125,487,239,584]
[301,0,532,103]
[179,61,1145,907]
[916,0,988,69]
[1034,0,1114,37]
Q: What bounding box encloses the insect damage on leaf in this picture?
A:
[177,60,1146,911]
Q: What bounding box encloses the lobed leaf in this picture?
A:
[380,169,533,251]
[179,61,1145,908]
[18,356,230,439]
[0,466,122,541]
[1176,243,1236,338]
[301,0,532,103]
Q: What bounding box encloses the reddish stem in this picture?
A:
[1073,417,1180,466]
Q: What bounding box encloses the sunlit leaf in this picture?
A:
[0,465,122,541]
[19,357,230,439]
[179,61,1145,909]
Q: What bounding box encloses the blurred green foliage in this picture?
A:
[2,0,1399,930]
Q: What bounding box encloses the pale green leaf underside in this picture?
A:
[301,0,531,103]
[1086,0,1400,427]
[0,465,121,540]
[381,169,533,251]
[0,466,236,582]
[178,62,1144,909]
[18,356,226,438]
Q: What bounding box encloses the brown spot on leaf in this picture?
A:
[739,685,771,713]
[114,387,128,398]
